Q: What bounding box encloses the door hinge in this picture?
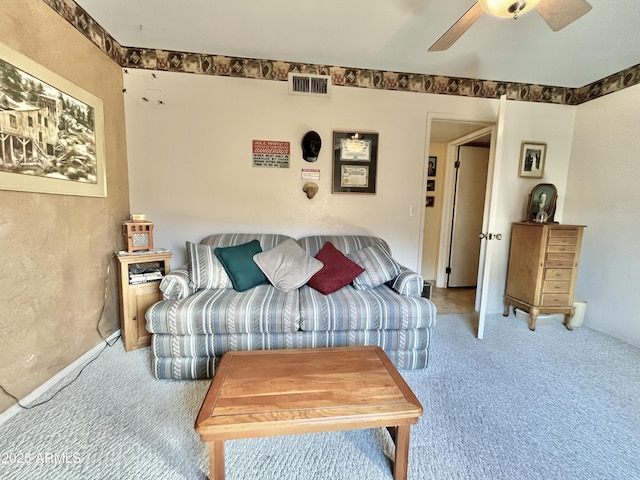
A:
[454,160,461,168]
[446,267,452,274]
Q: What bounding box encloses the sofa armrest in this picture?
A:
[159,267,195,300]
[389,267,424,297]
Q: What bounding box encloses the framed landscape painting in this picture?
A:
[0,42,106,197]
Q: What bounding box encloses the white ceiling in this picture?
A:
[74,0,640,88]
[430,122,492,144]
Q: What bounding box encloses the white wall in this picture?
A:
[421,142,447,281]
[124,70,640,345]
[484,99,577,313]
[124,69,499,270]
[124,70,585,324]
[564,84,640,346]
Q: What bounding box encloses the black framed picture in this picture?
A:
[526,183,557,222]
[519,142,546,178]
[425,195,435,207]
[427,156,437,177]
[427,179,435,191]
[332,131,378,194]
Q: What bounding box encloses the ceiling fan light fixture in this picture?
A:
[478,0,541,19]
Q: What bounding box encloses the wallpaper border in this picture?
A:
[44,0,640,106]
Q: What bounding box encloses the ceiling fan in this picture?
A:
[428,0,592,52]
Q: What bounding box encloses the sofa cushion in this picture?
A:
[214,240,268,292]
[151,329,430,358]
[151,348,430,380]
[348,243,401,290]
[186,241,232,290]
[297,235,391,257]
[146,285,301,335]
[201,233,293,251]
[253,238,323,293]
[298,283,437,332]
[307,241,365,294]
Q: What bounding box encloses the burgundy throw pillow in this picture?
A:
[307,242,365,295]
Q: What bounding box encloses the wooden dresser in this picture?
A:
[503,222,585,331]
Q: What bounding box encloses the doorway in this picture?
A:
[447,145,489,287]
[421,121,492,314]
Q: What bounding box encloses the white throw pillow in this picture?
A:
[253,238,323,292]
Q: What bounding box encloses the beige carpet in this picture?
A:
[1,312,639,479]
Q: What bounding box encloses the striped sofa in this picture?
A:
[146,234,437,379]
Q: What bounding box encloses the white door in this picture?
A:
[475,95,508,339]
[448,146,490,287]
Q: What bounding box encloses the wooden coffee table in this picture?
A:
[195,346,423,480]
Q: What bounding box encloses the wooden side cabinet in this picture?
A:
[116,251,171,351]
[503,223,585,331]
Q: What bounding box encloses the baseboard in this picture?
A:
[0,330,121,426]
[587,324,640,349]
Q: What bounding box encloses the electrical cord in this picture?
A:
[0,342,112,409]
[96,257,120,345]
[0,253,120,410]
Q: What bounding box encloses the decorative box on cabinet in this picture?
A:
[116,251,171,351]
[503,223,585,331]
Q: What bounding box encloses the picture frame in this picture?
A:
[0,42,107,197]
[518,142,546,179]
[425,195,435,208]
[332,131,378,194]
[526,183,557,223]
[427,156,437,177]
[426,179,435,191]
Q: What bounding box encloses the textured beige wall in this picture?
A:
[0,0,129,413]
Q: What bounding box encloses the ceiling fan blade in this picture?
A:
[535,0,592,32]
[428,2,484,52]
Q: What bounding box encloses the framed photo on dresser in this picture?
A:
[526,183,557,222]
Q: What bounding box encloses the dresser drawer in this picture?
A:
[541,294,572,307]
[548,236,578,247]
[547,244,578,254]
[546,253,575,268]
[549,227,579,238]
[543,280,571,293]
[544,268,573,281]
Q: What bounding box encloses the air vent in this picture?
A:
[288,73,331,97]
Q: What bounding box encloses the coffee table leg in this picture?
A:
[208,441,225,480]
[392,425,411,480]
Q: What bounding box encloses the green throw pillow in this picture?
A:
[214,240,268,292]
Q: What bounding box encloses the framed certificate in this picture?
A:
[341,165,369,187]
[332,131,378,194]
